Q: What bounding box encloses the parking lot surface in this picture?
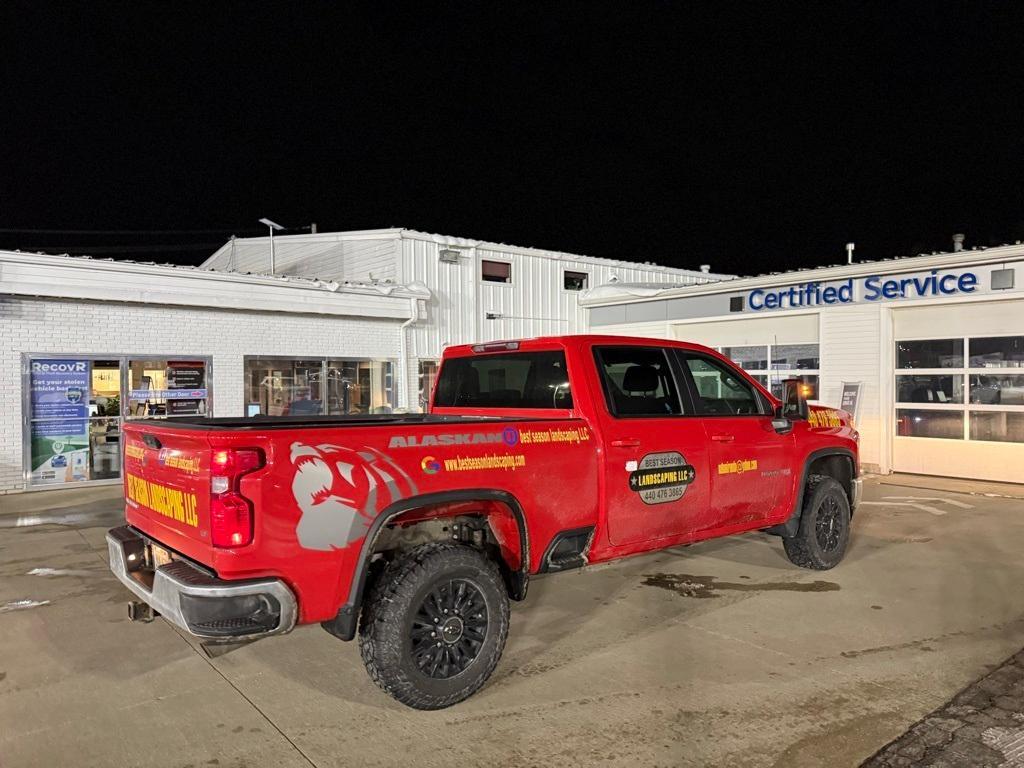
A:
[2,478,1024,768]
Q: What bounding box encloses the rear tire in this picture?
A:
[358,542,510,710]
[783,474,851,570]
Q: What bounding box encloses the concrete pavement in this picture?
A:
[1,479,1023,767]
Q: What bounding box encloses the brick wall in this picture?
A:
[0,296,402,493]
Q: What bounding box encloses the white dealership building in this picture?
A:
[1,229,723,493]
[582,241,1024,483]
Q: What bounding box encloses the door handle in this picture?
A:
[610,438,641,448]
[710,434,735,442]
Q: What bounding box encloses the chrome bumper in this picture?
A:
[106,526,297,640]
[851,477,863,512]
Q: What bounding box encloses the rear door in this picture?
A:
[676,351,792,528]
[593,345,712,546]
[122,423,214,561]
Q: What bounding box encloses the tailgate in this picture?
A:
[123,422,213,562]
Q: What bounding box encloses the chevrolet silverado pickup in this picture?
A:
[108,335,861,709]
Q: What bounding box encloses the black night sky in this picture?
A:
[3,3,1024,277]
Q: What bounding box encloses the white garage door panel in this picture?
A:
[893,299,1024,483]
[893,438,1024,483]
[893,299,1022,337]
[670,313,818,347]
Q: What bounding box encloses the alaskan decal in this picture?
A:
[628,451,695,505]
[718,459,758,475]
[290,442,417,551]
[125,444,145,461]
[808,409,842,429]
[388,432,511,448]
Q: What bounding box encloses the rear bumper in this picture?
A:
[851,477,863,512]
[106,525,297,640]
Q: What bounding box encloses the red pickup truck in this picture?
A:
[108,335,860,709]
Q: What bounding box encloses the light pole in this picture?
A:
[259,218,285,274]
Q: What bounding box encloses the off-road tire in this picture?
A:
[783,474,851,570]
[358,542,510,710]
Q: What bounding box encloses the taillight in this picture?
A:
[210,448,264,548]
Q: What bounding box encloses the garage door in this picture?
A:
[893,300,1024,482]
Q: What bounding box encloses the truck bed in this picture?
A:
[130,413,556,431]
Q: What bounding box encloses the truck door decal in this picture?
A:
[290,442,416,551]
[627,451,696,505]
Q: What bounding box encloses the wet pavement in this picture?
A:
[1,479,1024,767]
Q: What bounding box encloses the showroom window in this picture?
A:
[24,355,212,487]
[720,343,819,400]
[896,336,1024,442]
[245,357,395,416]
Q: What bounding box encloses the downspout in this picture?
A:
[399,297,418,411]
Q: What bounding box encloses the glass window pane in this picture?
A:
[564,271,588,291]
[969,336,1024,368]
[128,359,209,418]
[592,348,678,416]
[896,409,963,439]
[418,360,439,411]
[685,355,761,415]
[28,358,93,485]
[969,374,1024,405]
[897,339,963,369]
[245,358,323,416]
[720,346,768,370]
[896,374,964,404]
[772,343,820,370]
[435,351,572,409]
[970,411,1024,443]
[481,260,511,283]
[327,360,394,414]
[771,374,819,400]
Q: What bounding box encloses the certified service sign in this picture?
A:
[628,451,696,505]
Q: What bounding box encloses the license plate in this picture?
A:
[150,544,173,568]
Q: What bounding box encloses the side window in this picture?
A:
[682,354,763,416]
[595,347,682,417]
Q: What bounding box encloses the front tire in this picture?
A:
[783,475,851,570]
[358,542,510,709]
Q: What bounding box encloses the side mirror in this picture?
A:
[781,378,810,420]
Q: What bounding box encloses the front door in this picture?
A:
[678,352,792,529]
[593,346,713,546]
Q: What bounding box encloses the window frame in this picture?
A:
[243,355,395,417]
[592,345,690,419]
[894,334,1024,443]
[563,270,589,292]
[480,258,513,285]
[21,352,215,490]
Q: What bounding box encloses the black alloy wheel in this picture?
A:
[814,493,844,552]
[410,579,488,679]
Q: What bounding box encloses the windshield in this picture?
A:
[433,351,572,409]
